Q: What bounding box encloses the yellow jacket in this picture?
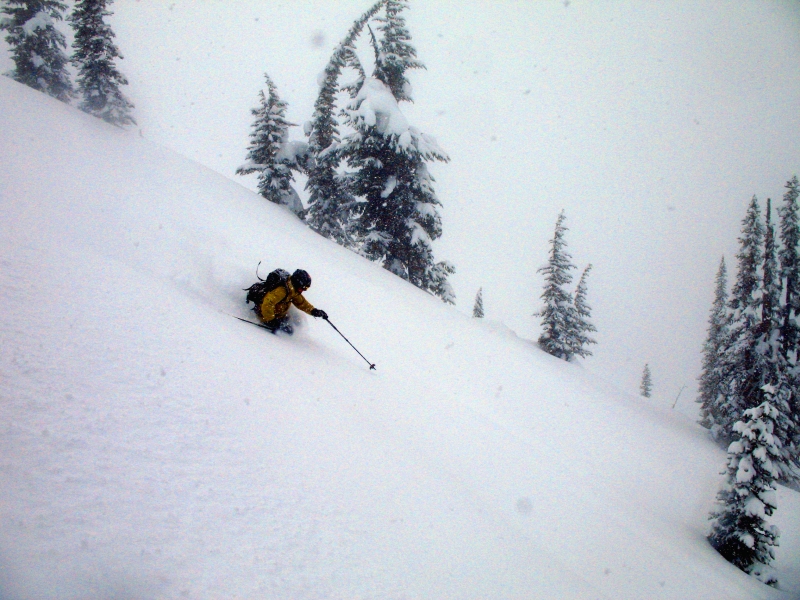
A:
[259,278,316,322]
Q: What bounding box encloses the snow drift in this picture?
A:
[1,76,798,599]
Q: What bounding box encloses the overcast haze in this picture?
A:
[4,0,799,411]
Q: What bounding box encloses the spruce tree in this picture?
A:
[373,0,422,102]
[778,176,800,475]
[764,369,800,485]
[640,364,653,398]
[535,211,579,360]
[715,197,765,444]
[714,196,799,478]
[338,1,454,304]
[69,0,134,127]
[762,200,780,342]
[570,264,597,358]
[473,287,484,318]
[237,74,309,217]
[707,189,800,574]
[698,256,731,434]
[764,198,800,483]
[1,0,73,102]
[708,400,782,586]
[305,0,383,246]
[780,175,800,358]
[779,176,800,363]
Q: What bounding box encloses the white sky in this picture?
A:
[4,0,799,412]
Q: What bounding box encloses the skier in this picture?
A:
[258,269,327,334]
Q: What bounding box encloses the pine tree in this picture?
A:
[715,197,766,444]
[340,80,454,302]
[763,198,800,483]
[535,211,579,360]
[69,0,134,127]
[640,364,653,398]
[762,200,780,341]
[373,0,422,103]
[779,176,800,363]
[713,196,799,479]
[236,74,309,217]
[338,2,454,304]
[707,188,800,583]
[764,369,800,485]
[304,1,383,246]
[708,400,782,586]
[473,287,484,318]
[570,264,597,358]
[778,176,800,476]
[1,0,73,102]
[698,257,731,433]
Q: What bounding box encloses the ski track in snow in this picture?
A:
[1,77,799,599]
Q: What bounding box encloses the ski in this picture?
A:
[228,314,272,331]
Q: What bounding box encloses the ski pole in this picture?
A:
[324,317,376,370]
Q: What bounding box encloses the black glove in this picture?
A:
[311,308,328,319]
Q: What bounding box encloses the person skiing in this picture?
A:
[258,268,327,334]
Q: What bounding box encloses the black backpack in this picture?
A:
[244,264,290,317]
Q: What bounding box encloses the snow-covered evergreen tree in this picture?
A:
[710,196,799,482]
[535,211,580,360]
[339,76,453,302]
[373,0,422,103]
[698,257,731,433]
[763,198,800,483]
[69,0,134,127]
[0,0,72,102]
[304,1,383,246]
[337,5,454,305]
[236,74,309,217]
[763,369,800,486]
[473,287,484,318]
[778,176,800,475]
[640,364,653,398]
[779,176,800,363]
[708,399,783,586]
[762,200,780,341]
[569,264,597,358]
[714,197,766,444]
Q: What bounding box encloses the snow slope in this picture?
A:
[1,77,798,599]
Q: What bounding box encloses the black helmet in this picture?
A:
[292,269,311,290]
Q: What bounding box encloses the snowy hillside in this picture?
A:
[1,77,798,599]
